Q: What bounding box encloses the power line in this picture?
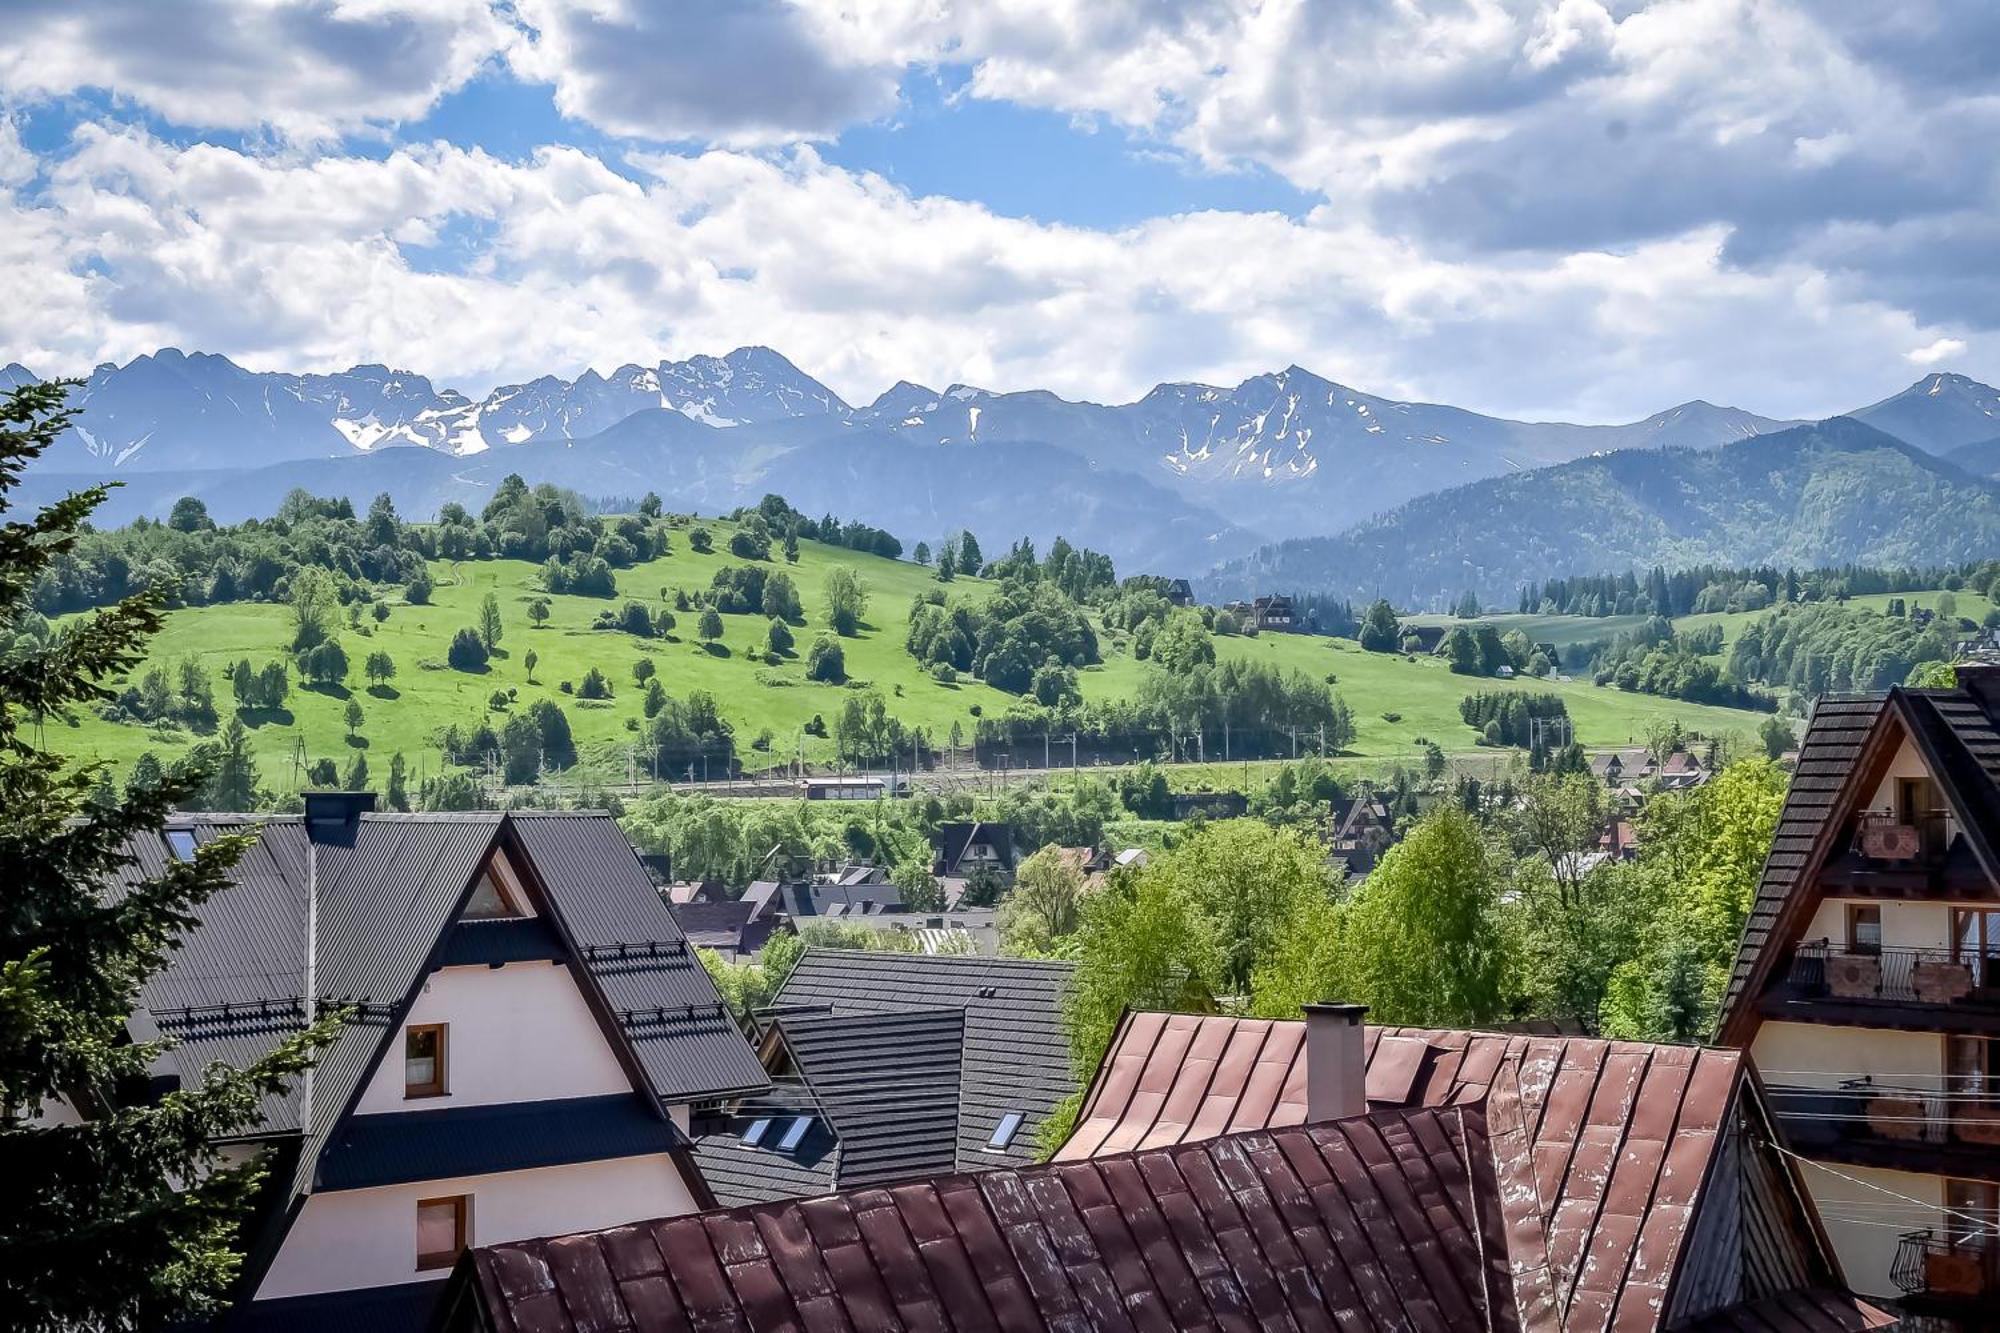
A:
[1764,1140,2000,1239]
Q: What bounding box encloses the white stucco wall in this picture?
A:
[354,961,633,1114]
[254,1152,699,1299]
[1752,1020,1943,1089]
[1796,1161,1944,1300]
[1802,898,1956,951]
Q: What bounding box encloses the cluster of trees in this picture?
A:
[1441,622,1549,677]
[1727,602,1963,695]
[1582,618,1768,708]
[905,581,1099,694]
[732,494,903,560]
[1022,757,1788,1147]
[102,657,219,732]
[438,700,578,783]
[1459,691,1571,750]
[1520,559,2000,620]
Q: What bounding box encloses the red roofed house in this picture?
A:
[434,1004,1892,1333]
[1717,665,2000,1322]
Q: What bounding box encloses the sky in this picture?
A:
[1,0,1996,421]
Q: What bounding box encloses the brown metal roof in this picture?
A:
[1051,1013,1789,1331]
[453,1104,1521,1333]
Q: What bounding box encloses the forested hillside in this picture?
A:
[1204,418,2000,604]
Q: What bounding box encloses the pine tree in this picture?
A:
[385,753,410,812]
[0,381,335,1328]
[478,592,504,650]
[342,751,370,791]
[203,717,260,810]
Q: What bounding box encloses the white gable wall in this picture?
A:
[254,1153,698,1299]
[353,960,632,1114]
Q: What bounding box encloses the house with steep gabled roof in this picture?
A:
[71,795,768,1332]
[434,1006,1893,1333]
[688,949,1076,1208]
[1718,664,2000,1320]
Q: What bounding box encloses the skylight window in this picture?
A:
[164,829,197,860]
[776,1116,812,1151]
[988,1111,1025,1150]
[741,1118,772,1146]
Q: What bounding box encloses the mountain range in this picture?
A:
[8,349,1999,582]
[1201,417,2000,605]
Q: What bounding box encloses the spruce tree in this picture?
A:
[0,381,335,1328]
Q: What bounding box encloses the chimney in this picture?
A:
[1301,1001,1368,1122]
[1954,662,2000,722]
[304,790,375,845]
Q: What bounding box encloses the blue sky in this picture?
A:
[0,1,1994,420]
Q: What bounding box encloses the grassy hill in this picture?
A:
[53,515,1777,790]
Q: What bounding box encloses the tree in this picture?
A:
[288,566,335,653]
[1146,821,1332,998]
[1758,713,1794,759]
[342,751,370,791]
[343,698,364,738]
[767,618,794,655]
[913,541,931,566]
[527,597,550,629]
[363,650,395,690]
[936,545,956,582]
[385,752,411,812]
[689,526,713,554]
[639,491,662,518]
[0,379,334,1328]
[763,572,802,622]
[1000,846,1086,955]
[300,637,348,687]
[447,627,488,671]
[824,566,867,635]
[805,635,845,683]
[524,648,538,683]
[783,527,799,563]
[405,564,432,605]
[633,658,657,685]
[957,530,983,572]
[578,667,612,700]
[1357,599,1401,652]
[892,857,944,912]
[168,495,212,533]
[478,592,504,650]
[697,607,724,644]
[201,717,260,810]
[1338,807,1506,1025]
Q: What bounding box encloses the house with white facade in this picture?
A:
[115,795,768,1331]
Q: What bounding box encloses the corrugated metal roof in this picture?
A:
[458,1105,1514,1333]
[774,949,1075,1171]
[1055,1013,1772,1331]
[316,1094,676,1191]
[1676,1288,1895,1331]
[511,813,771,1103]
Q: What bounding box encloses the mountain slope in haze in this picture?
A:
[1201,418,2000,604]
[1943,436,2000,479]
[851,364,1799,538]
[19,346,846,472]
[13,409,1258,577]
[1851,372,2000,454]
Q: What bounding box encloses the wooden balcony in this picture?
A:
[1891,1229,2000,1314]
[1816,812,1994,899]
[1760,942,2000,1035]
[1767,1079,2000,1182]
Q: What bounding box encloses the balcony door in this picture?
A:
[1953,909,2000,993]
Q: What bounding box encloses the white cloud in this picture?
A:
[1,125,1982,422]
[1905,337,1967,366]
[0,0,514,138]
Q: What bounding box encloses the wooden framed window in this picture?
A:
[415,1194,469,1271]
[404,1023,447,1098]
[1846,905,1882,956]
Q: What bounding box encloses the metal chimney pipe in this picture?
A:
[1301,1001,1368,1122]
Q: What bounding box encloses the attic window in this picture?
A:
[164,829,197,860]
[988,1112,1025,1150]
[741,1117,772,1146]
[776,1116,812,1151]
[461,870,522,920]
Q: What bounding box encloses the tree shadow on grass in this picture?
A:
[344,734,370,749]
[302,681,352,700]
[699,642,730,658]
[367,685,401,700]
[239,706,295,728]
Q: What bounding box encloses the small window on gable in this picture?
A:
[416,1195,469,1271]
[461,872,520,920]
[405,1024,447,1098]
[164,829,197,860]
[988,1112,1025,1150]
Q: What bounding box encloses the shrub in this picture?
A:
[578,667,612,700]
[806,635,845,683]
[447,627,488,671]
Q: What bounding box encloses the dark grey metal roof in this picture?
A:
[773,949,1076,1171]
[315,1094,676,1191]
[775,1007,963,1189]
[509,813,771,1103]
[434,916,568,968]
[219,1278,446,1333]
